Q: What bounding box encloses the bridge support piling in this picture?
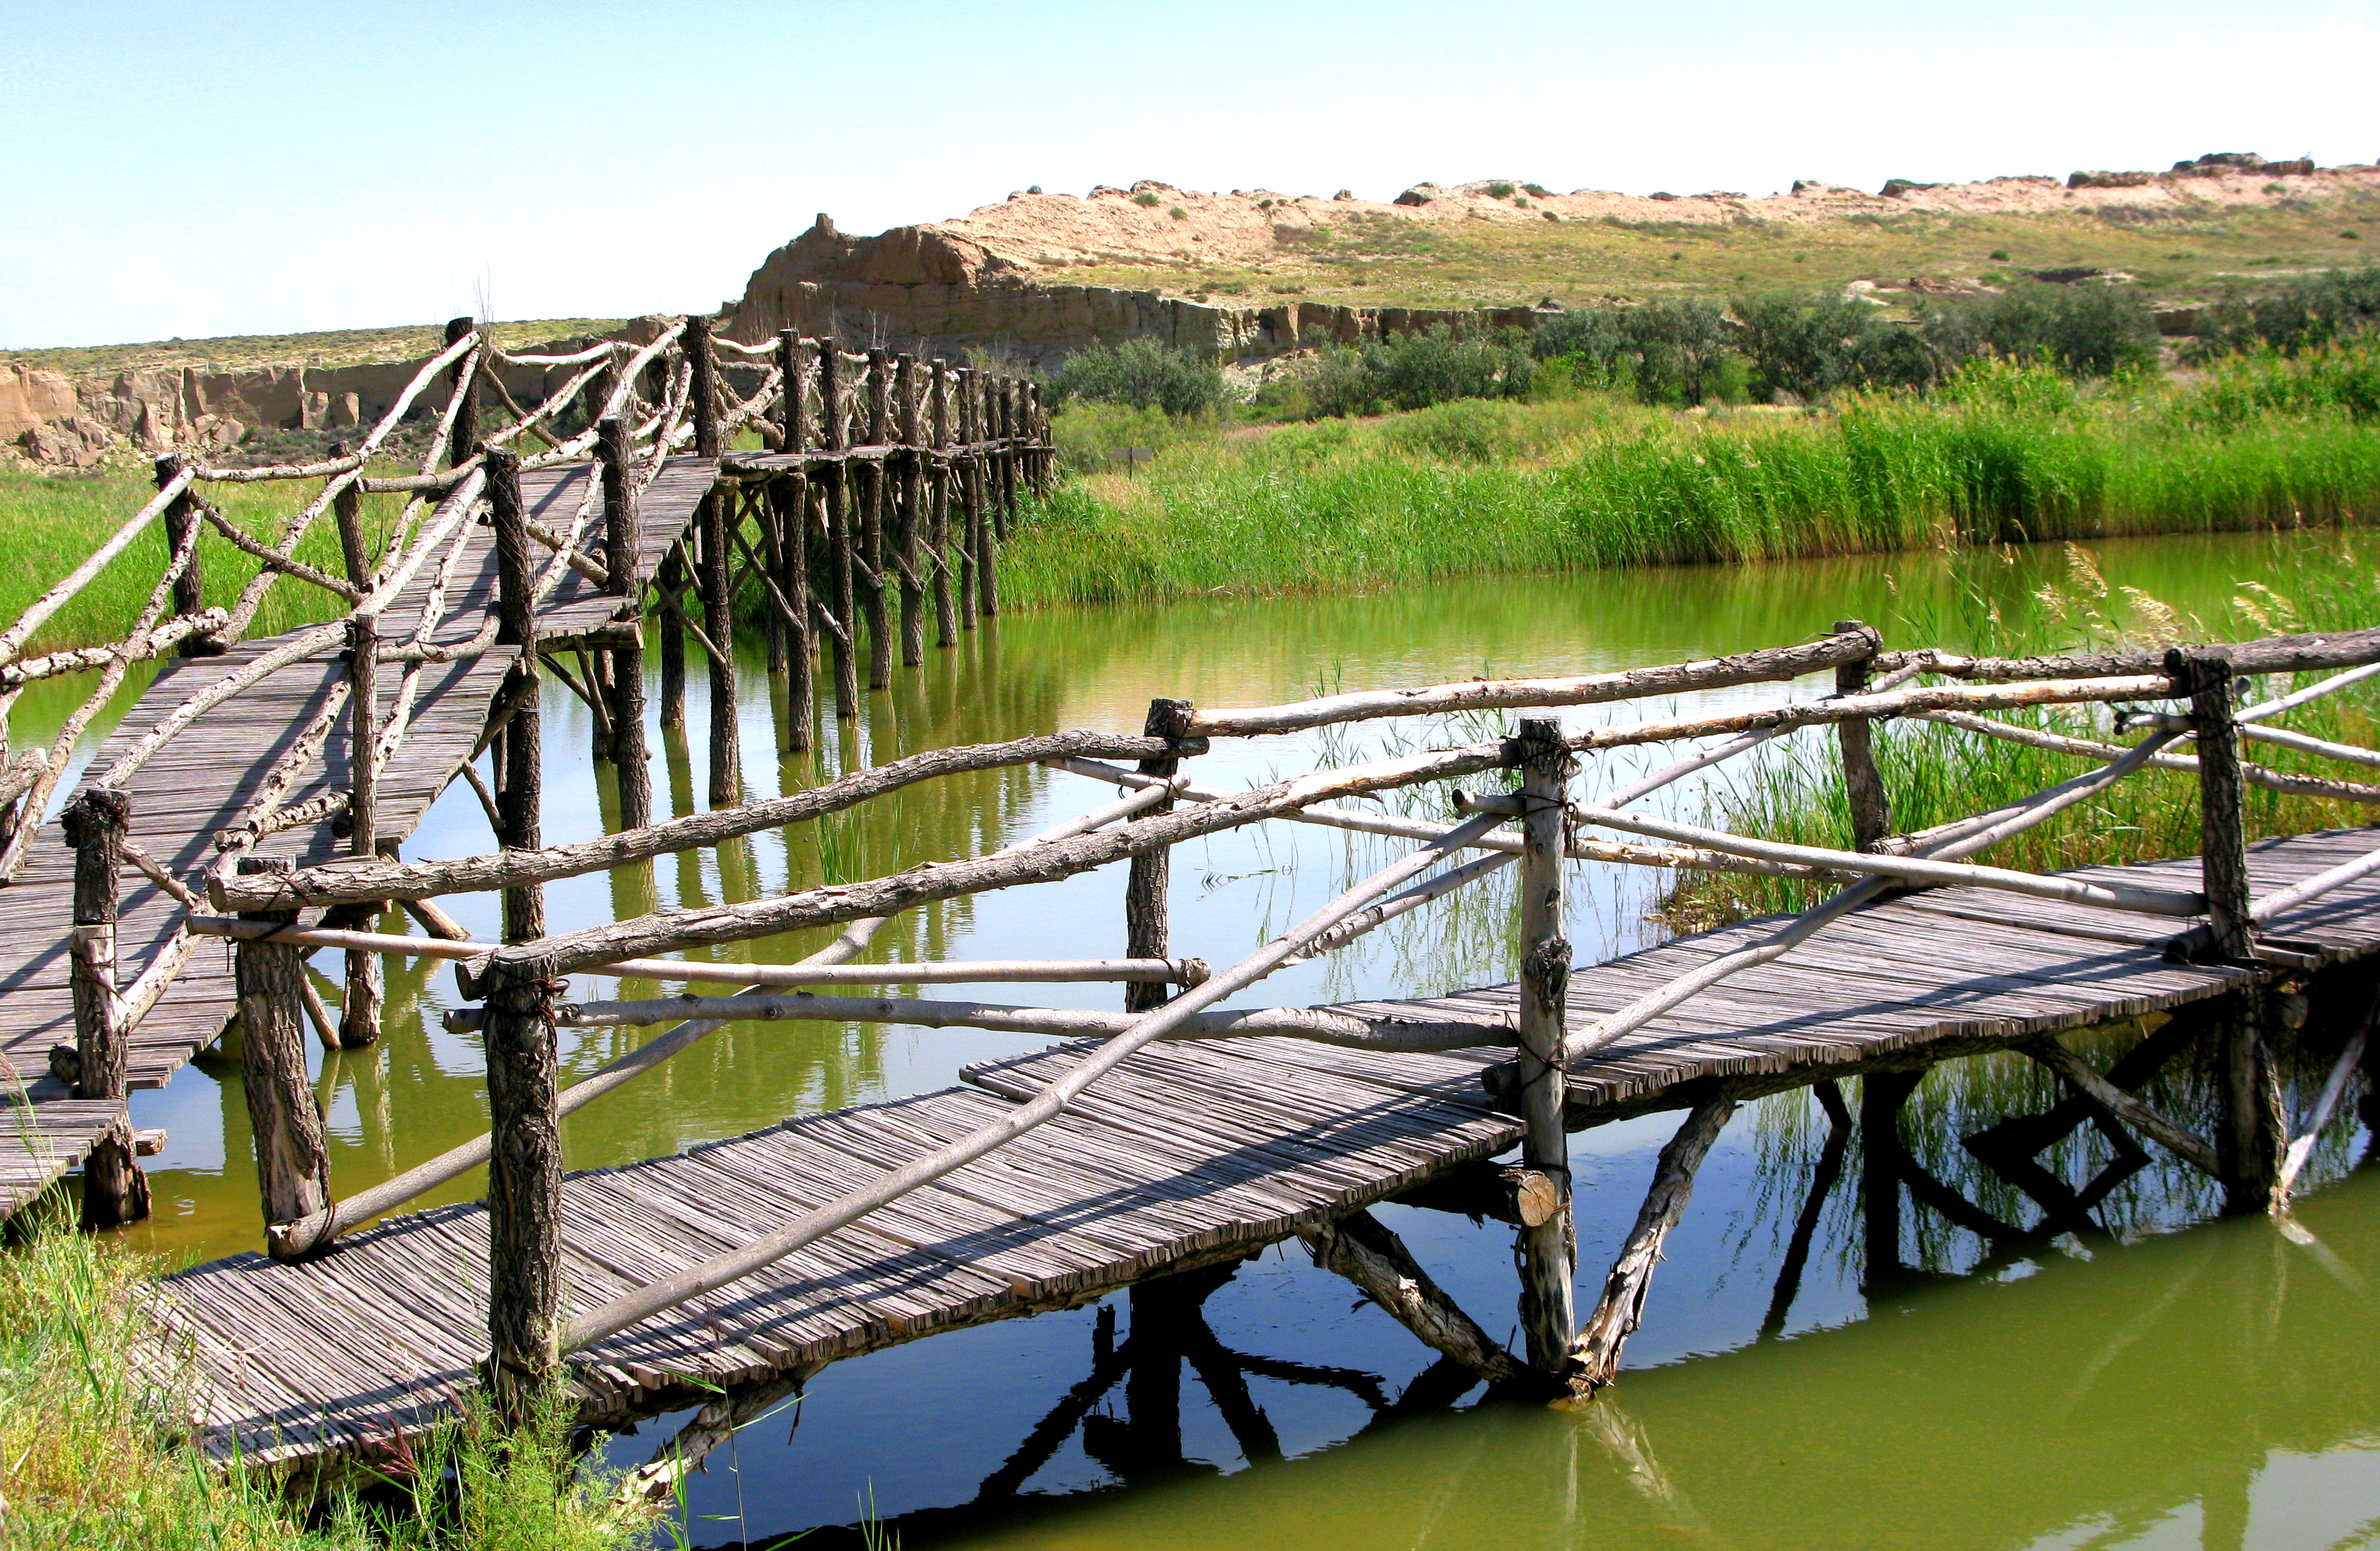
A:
[596,415,651,828]
[1833,620,1893,851]
[656,544,687,729]
[1298,1209,1523,1382]
[479,955,563,1424]
[1512,717,1577,1377]
[973,376,1000,617]
[821,347,860,715]
[2176,648,2287,1213]
[62,788,149,1229]
[895,354,926,669]
[689,318,740,807]
[234,857,330,1252]
[1573,1090,1739,1389]
[772,477,815,753]
[339,615,383,1048]
[859,351,894,691]
[488,450,546,942]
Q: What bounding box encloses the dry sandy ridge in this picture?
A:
[935,167,2380,275]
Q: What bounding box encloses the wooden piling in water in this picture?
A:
[862,349,894,692]
[2174,648,2287,1213]
[62,787,148,1229]
[487,450,546,942]
[689,317,740,807]
[821,346,859,716]
[771,476,814,753]
[234,856,329,1252]
[1834,620,1893,852]
[655,543,687,729]
[479,953,562,1423]
[1123,699,1193,1015]
[895,354,926,669]
[1512,717,1576,1376]
[1573,1091,1738,1388]
[596,415,651,829]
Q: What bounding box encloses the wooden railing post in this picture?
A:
[860,348,894,691]
[1833,619,1892,852]
[687,318,739,807]
[895,354,926,669]
[596,415,651,827]
[340,614,384,1046]
[233,855,330,1250]
[154,453,213,656]
[487,449,545,942]
[61,788,149,1228]
[1512,717,1576,1375]
[2172,647,2285,1212]
[995,379,1018,536]
[771,476,814,754]
[933,359,968,635]
[1123,699,1194,1015]
[442,315,481,469]
[820,345,859,716]
[481,952,562,1423]
[327,442,371,592]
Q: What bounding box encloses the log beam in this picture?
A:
[1571,1091,1738,1390]
[1296,1209,1523,1383]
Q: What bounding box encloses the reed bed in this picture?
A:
[1000,356,2380,610]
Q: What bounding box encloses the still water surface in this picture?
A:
[26,531,2379,1548]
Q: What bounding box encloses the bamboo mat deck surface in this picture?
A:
[151,827,2380,1477]
[0,459,714,1210]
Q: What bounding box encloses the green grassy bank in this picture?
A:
[1000,352,2380,611]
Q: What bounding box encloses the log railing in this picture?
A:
[136,608,2380,1411]
[2,313,1049,1231]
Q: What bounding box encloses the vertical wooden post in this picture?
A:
[340,615,384,1048]
[895,354,926,669]
[328,446,371,590]
[487,449,545,943]
[860,348,893,691]
[995,379,1018,538]
[1026,382,1051,494]
[480,954,562,1423]
[1860,1068,1920,1286]
[758,482,788,675]
[1513,717,1576,1375]
[442,315,481,470]
[597,417,651,829]
[61,788,149,1228]
[2172,648,2285,1213]
[1832,620,1892,852]
[1122,699,1194,1015]
[687,318,739,807]
[930,359,963,638]
[656,543,687,729]
[772,477,814,753]
[233,855,330,1248]
[155,454,210,655]
[821,347,859,716]
[973,374,1000,618]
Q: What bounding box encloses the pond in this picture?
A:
[22,528,2377,1549]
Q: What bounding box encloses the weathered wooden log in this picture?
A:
[62,788,148,1229]
[1879,626,2380,684]
[655,543,687,728]
[929,360,961,641]
[820,348,859,714]
[212,728,1210,909]
[598,415,640,597]
[156,454,214,656]
[687,320,739,805]
[1123,699,1193,1015]
[2238,659,2380,724]
[1910,709,2380,806]
[479,952,562,1423]
[1297,1209,1524,1382]
[895,355,927,668]
[556,811,1507,1351]
[2279,1025,2369,1197]
[1833,621,1893,851]
[2022,1036,2223,1177]
[859,350,894,690]
[973,382,999,618]
[442,316,482,468]
[1571,1091,1737,1389]
[235,857,329,1250]
[341,614,383,1048]
[487,450,546,943]
[297,964,340,1053]
[769,476,813,753]
[0,464,194,668]
[2174,649,2285,1214]
[1512,719,1576,1375]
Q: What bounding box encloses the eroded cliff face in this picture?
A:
[719,213,1544,368]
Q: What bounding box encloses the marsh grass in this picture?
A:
[1002,354,2380,611]
[0,1201,652,1549]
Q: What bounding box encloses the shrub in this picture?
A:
[1045,337,1225,416]
[1918,282,2160,377]
[1132,191,1160,207]
[1307,326,1536,417]
[1380,398,1521,461]
[2191,265,2380,357]
[2181,337,2380,427]
[1732,291,1942,400]
[1484,181,1517,200]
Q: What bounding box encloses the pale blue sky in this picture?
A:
[4,0,2375,350]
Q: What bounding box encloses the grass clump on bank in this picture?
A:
[0,1206,651,1549]
[1660,534,2380,931]
[1003,348,2380,611]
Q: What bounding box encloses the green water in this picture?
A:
[17,528,2376,1547]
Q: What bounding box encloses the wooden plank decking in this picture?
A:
[0,459,715,1209]
[148,826,2380,1479]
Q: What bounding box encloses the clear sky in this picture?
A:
[4,0,2374,351]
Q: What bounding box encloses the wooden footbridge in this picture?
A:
[4,313,2380,1498]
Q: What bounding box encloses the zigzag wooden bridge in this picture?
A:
[7,312,2380,1494]
[0,315,1051,1213]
